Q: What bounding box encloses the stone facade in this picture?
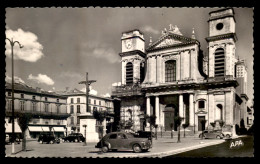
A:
[112,8,251,134]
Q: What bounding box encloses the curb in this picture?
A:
[108,140,225,158]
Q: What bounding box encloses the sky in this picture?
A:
[5,7,254,105]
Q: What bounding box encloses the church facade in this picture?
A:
[112,8,250,133]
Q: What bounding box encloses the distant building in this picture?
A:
[112,8,252,134]
[5,82,69,139]
[58,88,114,142]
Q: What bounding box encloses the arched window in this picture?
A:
[140,62,145,83]
[126,62,133,85]
[214,48,225,77]
[165,60,176,82]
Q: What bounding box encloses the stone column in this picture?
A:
[155,96,160,125]
[189,94,194,126]
[179,94,184,123]
[146,96,151,128]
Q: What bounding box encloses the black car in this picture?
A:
[63,133,85,142]
[95,132,152,153]
[38,132,60,144]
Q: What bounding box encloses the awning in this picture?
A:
[28,126,43,132]
[52,127,65,132]
[5,122,22,133]
[41,127,50,132]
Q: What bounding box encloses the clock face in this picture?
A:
[125,40,132,49]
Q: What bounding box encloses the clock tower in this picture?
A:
[120,29,146,85]
[206,8,237,79]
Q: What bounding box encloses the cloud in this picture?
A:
[5,75,25,84]
[28,74,54,85]
[81,42,120,63]
[102,93,111,98]
[141,26,160,35]
[92,47,119,63]
[80,86,98,96]
[5,27,44,62]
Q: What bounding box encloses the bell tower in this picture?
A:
[120,30,146,85]
[206,8,237,79]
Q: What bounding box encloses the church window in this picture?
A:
[198,101,205,109]
[214,48,225,77]
[165,60,176,82]
[126,62,133,85]
[140,62,145,83]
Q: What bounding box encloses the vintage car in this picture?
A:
[62,133,85,142]
[95,132,152,153]
[38,132,60,144]
[199,130,224,139]
[222,131,232,138]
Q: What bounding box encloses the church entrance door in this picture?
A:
[198,116,206,131]
[164,104,178,131]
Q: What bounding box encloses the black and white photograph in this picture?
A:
[4,7,254,158]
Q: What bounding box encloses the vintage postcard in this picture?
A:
[5,7,254,158]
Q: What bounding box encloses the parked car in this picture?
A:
[95,132,152,153]
[38,132,60,144]
[62,133,85,142]
[5,134,10,144]
[222,131,232,138]
[6,134,21,144]
[199,130,224,139]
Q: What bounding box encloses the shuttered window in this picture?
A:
[126,62,133,85]
[214,48,225,77]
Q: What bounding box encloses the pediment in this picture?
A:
[147,33,198,52]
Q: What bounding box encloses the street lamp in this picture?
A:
[83,124,87,146]
[5,37,23,154]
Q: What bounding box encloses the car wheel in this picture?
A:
[133,144,142,153]
[74,139,78,142]
[50,140,54,144]
[226,134,231,139]
[40,140,43,144]
[216,135,221,139]
[102,146,109,153]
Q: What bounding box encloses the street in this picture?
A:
[165,136,254,157]
[5,135,244,158]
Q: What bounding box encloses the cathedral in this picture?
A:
[111,8,251,134]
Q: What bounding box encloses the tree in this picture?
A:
[219,120,225,130]
[210,122,216,130]
[93,110,107,139]
[170,123,174,139]
[182,123,189,138]
[154,124,158,140]
[144,114,156,143]
[17,113,33,151]
[174,116,183,143]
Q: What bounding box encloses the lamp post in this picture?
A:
[5,38,23,154]
[79,72,96,146]
[83,124,87,146]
